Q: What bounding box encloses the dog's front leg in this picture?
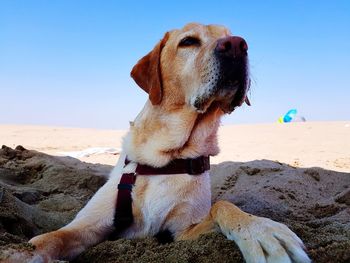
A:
[176,200,310,263]
[3,155,127,263]
[27,176,120,262]
[29,159,128,262]
[29,169,126,262]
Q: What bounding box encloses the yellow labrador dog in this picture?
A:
[5,23,310,263]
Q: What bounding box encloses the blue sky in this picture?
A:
[1,0,349,129]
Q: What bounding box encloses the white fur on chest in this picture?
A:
[123,170,212,238]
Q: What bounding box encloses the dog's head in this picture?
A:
[131,23,250,114]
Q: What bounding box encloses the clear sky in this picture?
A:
[1,0,349,129]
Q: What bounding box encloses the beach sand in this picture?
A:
[1,121,349,171]
[0,122,349,262]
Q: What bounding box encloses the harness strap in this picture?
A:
[112,156,210,236]
[113,172,136,234]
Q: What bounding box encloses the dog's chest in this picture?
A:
[126,172,211,238]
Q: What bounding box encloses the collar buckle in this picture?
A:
[187,156,210,175]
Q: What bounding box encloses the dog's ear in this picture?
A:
[131,32,169,105]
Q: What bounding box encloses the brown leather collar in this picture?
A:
[127,155,210,175]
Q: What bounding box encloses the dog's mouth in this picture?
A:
[212,36,250,113]
[214,58,250,113]
[193,64,250,114]
[218,81,250,114]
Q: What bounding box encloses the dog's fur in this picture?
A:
[6,23,310,263]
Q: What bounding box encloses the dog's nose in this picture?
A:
[215,36,248,58]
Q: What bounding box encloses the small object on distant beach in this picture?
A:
[345,124,350,128]
[58,147,120,158]
[278,109,306,123]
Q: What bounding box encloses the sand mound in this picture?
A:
[0,146,349,262]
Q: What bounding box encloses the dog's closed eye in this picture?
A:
[179,36,201,47]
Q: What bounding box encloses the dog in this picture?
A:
[4,23,310,263]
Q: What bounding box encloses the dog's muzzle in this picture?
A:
[214,36,249,113]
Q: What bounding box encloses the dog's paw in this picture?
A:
[224,216,311,263]
[0,246,45,263]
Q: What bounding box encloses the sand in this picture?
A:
[0,122,349,262]
[1,122,349,172]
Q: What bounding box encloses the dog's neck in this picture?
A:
[122,101,224,167]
